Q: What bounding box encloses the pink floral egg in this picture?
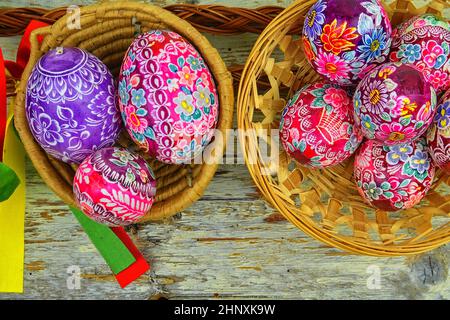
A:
[280,82,363,168]
[118,30,219,164]
[390,14,450,94]
[302,0,392,86]
[354,62,437,146]
[73,147,157,226]
[427,90,450,173]
[354,138,434,211]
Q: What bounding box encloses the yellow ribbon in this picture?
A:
[0,97,26,293]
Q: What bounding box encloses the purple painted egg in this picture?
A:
[354,62,437,146]
[390,14,450,95]
[302,0,392,86]
[25,47,121,164]
[73,147,157,226]
[118,30,219,164]
[354,138,434,211]
[427,90,450,173]
[279,82,363,168]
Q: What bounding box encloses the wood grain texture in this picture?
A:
[0,0,449,300]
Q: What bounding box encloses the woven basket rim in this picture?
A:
[237,0,450,256]
[14,1,234,222]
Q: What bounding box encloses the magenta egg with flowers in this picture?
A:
[354,62,436,146]
[390,14,450,94]
[73,147,157,226]
[118,30,219,165]
[354,138,434,211]
[302,0,392,86]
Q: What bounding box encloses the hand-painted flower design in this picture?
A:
[386,144,413,165]
[422,40,446,69]
[30,113,64,146]
[323,86,350,108]
[435,101,450,130]
[320,19,358,55]
[119,79,130,105]
[377,64,395,79]
[187,55,203,71]
[303,0,327,40]
[379,122,416,144]
[361,79,388,115]
[125,105,148,134]
[396,96,418,117]
[360,114,377,138]
[427,70,449,90]
[403,193,422,209]
[174,91,195,116]
[315,51,351,81]
[358,28,387,61]
[363,181,383,200]
[398,43,421,63]
[409,149,431,174]
[112,148,135,164]
[303,36,316,62]
[193,85,212,108]
[178,65,197,87]
[131,89,147,108]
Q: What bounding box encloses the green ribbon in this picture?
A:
[69,207,136,274]
[0,162,19,202]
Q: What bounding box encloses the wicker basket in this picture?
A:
[14,2,234,222]
[237,0,450,256]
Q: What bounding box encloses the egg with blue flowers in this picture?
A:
[118,30,219,164]
[302,0,392,86]
[354,138,435,211]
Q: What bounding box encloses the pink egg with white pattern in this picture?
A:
[73,147,157,226]
[118,30,219,164]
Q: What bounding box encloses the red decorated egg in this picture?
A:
[73,147,157,226]
[118,30,219,164]
[302,0,392,86]
[427,90,450,173]
[390,14,450,94]
[354,62,436,146]
[354,138,434,211]
[280,82,363,168]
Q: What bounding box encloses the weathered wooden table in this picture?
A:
[0,0,449,300]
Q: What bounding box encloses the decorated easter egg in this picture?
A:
[390,14,450,94]
[354,62,436,145]
[302,0,392,86]
[354,138,434,211]
[118,30,219,164]
[279,82,363,168]
[25,47,122,164]
[427,90,450,173]
[73,147,157,226]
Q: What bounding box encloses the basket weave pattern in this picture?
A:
[14,2,234,222]
[238,0,450,256]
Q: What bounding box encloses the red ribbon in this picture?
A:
[4,20,49,78]
[0,49,6,161]
[112,227,150,288]
[1,20,49,160]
